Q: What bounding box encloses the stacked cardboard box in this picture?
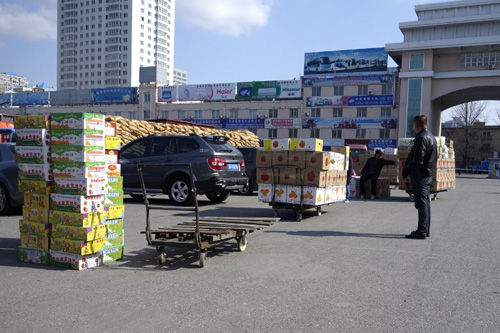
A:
[354,176,391,199]
[355,153,399,185]
[398,137,456,192]
[15,116,53,265]
[257,138,349,205]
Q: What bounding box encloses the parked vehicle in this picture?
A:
[0,121,15,143]
[236,147,258,195]
[0,143,23,214]
[119,134,247,206]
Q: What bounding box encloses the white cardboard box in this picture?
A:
[257,184,273,203]
[302,186,325,206]
[285,185,301,205]
[273,184,287,203]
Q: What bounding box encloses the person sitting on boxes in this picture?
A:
[359,149,396,199]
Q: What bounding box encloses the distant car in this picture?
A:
[338,121,358,129]
[0,143,23,214]
[381,119,396,129]
[119,134,247,206]
[236,147,258,195]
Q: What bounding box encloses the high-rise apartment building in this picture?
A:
[57,0,175,90]
[173,68,187,85]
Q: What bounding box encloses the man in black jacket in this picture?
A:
[359,149,396,199]
[345,156,354,203]
[402,115,437,240]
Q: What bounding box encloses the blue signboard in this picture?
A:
[12,92,49,106]
[191,119,224,129]
[0,93,11,106]
[302,75,393,87]
[302,117,397,129]
[306,95,393,107]
[91,87,138,104]
[369,139,397,149]
[225,118,265,129]
[347,95,393,107]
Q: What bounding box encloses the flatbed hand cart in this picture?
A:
[137,163,278,268]
[269,164,329,222]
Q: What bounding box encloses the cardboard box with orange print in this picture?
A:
[273,184,287,203]
[264,139,290,151]
[52,161,106,179]
[285,185,301,205]
[257,184,273,203]
[271,151,289,166]
[290,139,323,152]
[53,177,107,196]
[302,186,325,206]
[51,129,104,146]
[306,152,330,170]
[23,192,50,209]
[257,168,275,184]
[302,170,327,187]
[49,250,103,270]
[325,186,334,204]
[256,151,273,167]
[287,151,306,168]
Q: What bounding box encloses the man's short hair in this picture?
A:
[375,149,383,155]
[414,115,427,127]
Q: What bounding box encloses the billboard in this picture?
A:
[302,117,397,129]
[191,119,224,129]
[91,87,138,104]
[305,95,393,107]
[0,93,11,106]
[264,118,301,129]
[158,86,178,102]
[50,89,91,105]
[304,47,388,77]
[369,139,397,149]
[323,139,345,147]
[177,83,236,101]
[302,75,394,87]
[236,80,301,100]
[12,92,49,106]
[225,119,265,129]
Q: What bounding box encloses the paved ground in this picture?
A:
[1,175,499,332]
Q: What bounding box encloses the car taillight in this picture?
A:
[240,158,245,171]
[208,157,226,171]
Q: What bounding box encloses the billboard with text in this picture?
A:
[302,74,394,87]
[264,118,301,129]
[91,87,137,104]
[177,83,236,101]
[302,117,397,129]
[236,80,301,100]
[306,95,393,107]
[0,93,11,106]
[12,92,49,106]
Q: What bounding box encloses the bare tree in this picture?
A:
[451,101,487,168]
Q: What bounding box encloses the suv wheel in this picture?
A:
[0,184,11,215]
[238,183,253,195]
[168,176,194,206]
[206,191,230,203]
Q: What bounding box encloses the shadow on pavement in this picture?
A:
[265,230,405,239]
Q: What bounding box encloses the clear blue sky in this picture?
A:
[0,0,498,122]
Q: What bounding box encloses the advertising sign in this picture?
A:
[12,92,49,106]
[50,89,91,105]
[191,119,224,128]
[305,95,393,107]
[264,118,301,129]
[236,80,301,100]
[369,139,397,149]
[302,118,397,130]
[323,139,345,147]
[302,75,394,87]
[158,86,178,102]
[304,47,388,77]
[177,83,236,101]
[0,93,11,106]
[225,119,265,129]
[91,87,137,104]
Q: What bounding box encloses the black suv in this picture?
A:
[119,134,247,205]
[237,147,258,195]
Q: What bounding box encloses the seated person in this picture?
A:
[359,149,396,199]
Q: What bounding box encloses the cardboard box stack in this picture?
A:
[15,116,53,265]
[257,138,349,206]
[354,152,399,185]
[398,137,456,192]
[353,176,391,199]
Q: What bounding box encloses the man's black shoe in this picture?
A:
[405,231,426,239]
[426,233,430,237]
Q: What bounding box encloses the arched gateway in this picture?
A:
[386,0,500,138]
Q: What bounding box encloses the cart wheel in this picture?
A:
[273,209,279,218]
[316,206,322,216]
[295,210,303,222]
[409,193,415,202]
[157,246,166,265]
[199,250,207,268]
[237,235,248,252]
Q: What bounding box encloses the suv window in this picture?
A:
[121,139,149,159]
[177,138,200,154]
[149,137,177,156]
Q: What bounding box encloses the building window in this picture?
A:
[356,129,367,139]
[483,131,491,137]
[143,110,151,120]
[289,129,298,138]
[268,108,278,118]
[381,85,392,95]
[289,108,298,118]
[310,128,320,138]
[358,85,368,95]
[177,110,185,119]
[311,108,320,117]
[212,110,220,119]
[268,129,277,138]
[407,78,423,137]
[249,109,257,119]
[230,109,239,119]
[160,111,168,118]
[381,107,391,117]
[312,87,321,96]
[332,129,342,139]
[130,111,136,119]
[333,86,344,96]
[143,93,151,102]
[194,110,202,119]
[379,129,390,139]
[332,108,343,117]
[356,107,367,117]
[409,54,424,70]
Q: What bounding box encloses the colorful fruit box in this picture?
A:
[51,129,104,146]
[104,122,117,137]
[49,210,105,227]
[105,231,124,248]
[18,247,51,265]
[49,250,102,270]
[50,194,105,213]
[257,184,273,203]
[20,233,50,250]
[106,176,123,192]
[14,115,50,129]
[18,163,53,181]
[105,136,121,150]
[19,220,51,237]
[51,224,108,241]
[101,245,124,264]
[51,145,105,162]
[105,205,125,220]
[256,151,272,167]
[52,161,106,179]
[264,138,289,151]
[105,163,121,177]
[53,177,107,196]
[290,139,323,152]
[104,191,124,207]
[50,237,106,255]
[23,192,50,209]
[23,206,49,223]
[273,185,287,203]
[105,218,123,234]
[18,180,52,194]
[14,146,51,164]
[15,129,51,146]
[50,113,105,131]
[285,185,302,205]
[104,154,118,164]
[302,186,326,206]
